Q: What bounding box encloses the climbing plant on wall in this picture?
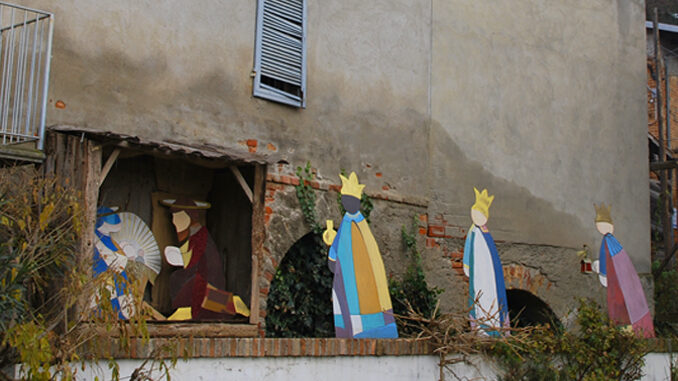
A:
[265,163,333,337]
[389,218,443,335]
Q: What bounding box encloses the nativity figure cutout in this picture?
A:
[322,172,398,338]
[161,197,250,321]
[592,203,655,338]
[462,188,510,336]
[94,207,161,319]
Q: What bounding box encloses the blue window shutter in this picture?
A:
[253,0,306,108]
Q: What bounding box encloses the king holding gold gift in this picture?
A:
[322,172,398,338]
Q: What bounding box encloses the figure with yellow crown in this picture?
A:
[322,172,398,338]
[463,188,509,336]
[592,204,655,337]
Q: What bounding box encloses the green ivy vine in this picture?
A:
[389,217,443,335]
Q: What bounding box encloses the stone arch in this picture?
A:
[502,264,562,329]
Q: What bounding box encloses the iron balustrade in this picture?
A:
[0,2,52,150]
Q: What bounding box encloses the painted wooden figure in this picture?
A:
[322,172,398,338]
[162,197,250,320]
[592,204,655,338]
[463,188,510,336]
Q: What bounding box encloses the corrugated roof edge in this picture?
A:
[48,125,279,165]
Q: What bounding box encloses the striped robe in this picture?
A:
[328,211,398,338]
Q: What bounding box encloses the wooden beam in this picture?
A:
[230,165,253,203]
[249,164,266,326]
[650,160,678,171]
[99,148,121,186]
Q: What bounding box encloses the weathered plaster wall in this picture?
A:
[14,0,651,320]
[19,0,431,199]
[430,1,649,268]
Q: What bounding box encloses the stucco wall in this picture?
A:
[431,0,648,260]
[12,0,651,318]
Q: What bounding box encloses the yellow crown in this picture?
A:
[594,203,613,224]
[340,172,365,199]
[471,187,494,218]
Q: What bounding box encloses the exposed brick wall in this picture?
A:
[647,60,678,151]
[99,338,434,359]
[420,213,469,279]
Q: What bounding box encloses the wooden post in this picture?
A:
[42,132,101,316]
[249,164,266,326]
[654,8,672,262]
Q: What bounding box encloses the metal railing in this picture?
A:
[0,2,53,150]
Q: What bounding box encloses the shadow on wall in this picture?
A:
[507,289,562,331]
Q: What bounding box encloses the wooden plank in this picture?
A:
[98,148,120,186]
[76,138,101,316]
[230,165,254,203]
[249,164,266,325]
[82,323,258,338]
[650,160,678,171]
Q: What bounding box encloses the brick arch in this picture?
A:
[503,264,553,297]
[257,179,338,326]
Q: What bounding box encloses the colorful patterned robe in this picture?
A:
[599,234,655,338]
[94,230,131,319]
[327,211,398,338]
[463,225,509,335]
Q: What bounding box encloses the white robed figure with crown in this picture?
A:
[463,188,510,336]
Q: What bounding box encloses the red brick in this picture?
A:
[427,224,449,238]
[425,238,439,249]
[382,185,390,191]
[260,287,269,296]
[264,270,274,282]
[265,206,273,215]
[449,251,463,260]
[267,143,277,151]
[419,214,428,223]
[246,139,258,148]
[418,227,427,236]
[329,184,341,192]
[451,262,463,269]
[375,172,382,178]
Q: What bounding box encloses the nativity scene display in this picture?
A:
[93,197,250,321]
[322,172,398,338]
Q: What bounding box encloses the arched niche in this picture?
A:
[506,289,562,331]
[265,232,333,337]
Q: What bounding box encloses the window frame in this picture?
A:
[252,0,307,108]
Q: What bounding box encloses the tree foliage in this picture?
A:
[493,299,648,381]
[0,166,174,380]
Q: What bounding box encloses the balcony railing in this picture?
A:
[0,2,53,151]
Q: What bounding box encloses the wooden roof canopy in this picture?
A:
[48,125,275,167]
